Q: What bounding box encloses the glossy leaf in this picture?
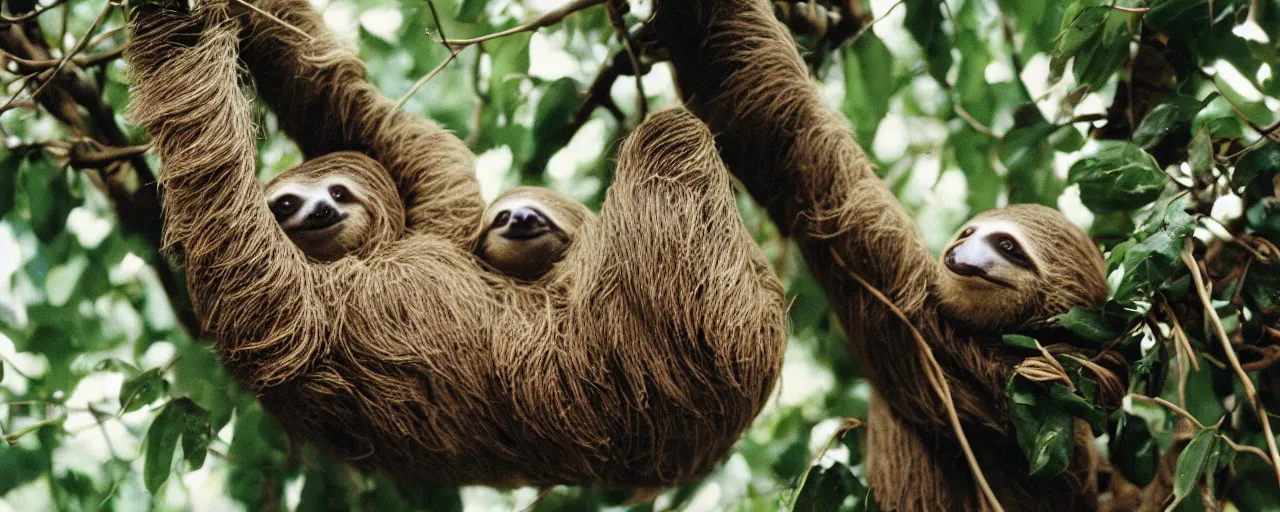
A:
[903,0,952,84]
[1068,142,1166,213]
[144,400,186,493]
[1170,429,1217,508]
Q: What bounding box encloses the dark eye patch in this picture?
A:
[329,184,354,203]
[270,194,301,220]
[493,210,511,227]
[989,234,1036,271]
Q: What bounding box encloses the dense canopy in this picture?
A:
[1,0,1278,510]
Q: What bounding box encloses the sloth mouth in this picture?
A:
[500,226,552,240]
[946,260,1016,289]
[289,213,348,233]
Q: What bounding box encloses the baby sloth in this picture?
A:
[264,151,404,262]
[475,187,591,281]
[935,204,1107,331]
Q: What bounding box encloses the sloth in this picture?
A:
[475,187,591,280]
[127,0,785,488]
[936,204,1106,332]
[263,152,401,262]
[657,1,1108,510]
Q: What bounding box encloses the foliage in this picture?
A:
[1,0,1278,510]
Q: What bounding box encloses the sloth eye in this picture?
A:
[958,227,975,239]
[493,210,510,227]
[994,235,1034,270]
[329,185,352,202]
[270,195,301,219]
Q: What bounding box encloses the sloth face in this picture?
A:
[937,217,1043,330]
[935,204,1106,331]
[942,219,1038,291]
[266,176,372,262]
[476,189,579,281]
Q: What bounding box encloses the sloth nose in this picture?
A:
[508,207,545,230]
[309,202,337,222]
[945,251,985,277]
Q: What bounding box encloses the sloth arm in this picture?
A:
[660,0,1009,432]
[126,1,326,385]
[237,0,483,245]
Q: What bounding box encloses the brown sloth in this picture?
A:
[474,187,592,281]
[657,0,1109,510]
[126,0,786,487]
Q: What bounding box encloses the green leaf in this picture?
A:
[1048,383,1104,431]
[1050,5,1108,81]
[1109,411,1158,486]
[792,462,860,512]
[903,0,952,84]
[1055,308,1118,343]
[1115,231,1184,301]
[19,154,76,242]
[1068,141,1166,213]
[1170,429,1217,508]
[1234,143,1280,190]
[486,31,532,118]
[119,368,168,414]
[1004,376,1074,477]
[144,400,186,493]
[0,445,49,495]
[177,399,212,470]
[842,31,899,145]
[454,0,486,23]
[1028,400,1073,476]
[1070,9,1130,89]
[1146,0,1212,41]
[1001,334,1041,355]
[522,77,581,181]
[0,154,17,218]
[1187,125,1216,179]
[1131,94,1216,149]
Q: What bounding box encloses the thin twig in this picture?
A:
[1130,394,1276,468]
[444,0,607,47]
[0,0,68,25]
[390,47,463,114]
[954,103,995,137]
[829,248,1004,512]
[1131,394,1205,429]
[847,0,903,47]
[606,0,646,120]
[234,0,315,42]
[1182,242,1280,487]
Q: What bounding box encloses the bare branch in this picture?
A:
[443,0,607,48]
[67,142,150,169]
[233,0,314,42]
[0,0,68,25]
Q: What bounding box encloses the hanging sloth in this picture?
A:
[126,0,786,486]
[657,0,1116,510]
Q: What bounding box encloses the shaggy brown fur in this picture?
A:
[657,0,1108,509]
[126,0,786,486]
